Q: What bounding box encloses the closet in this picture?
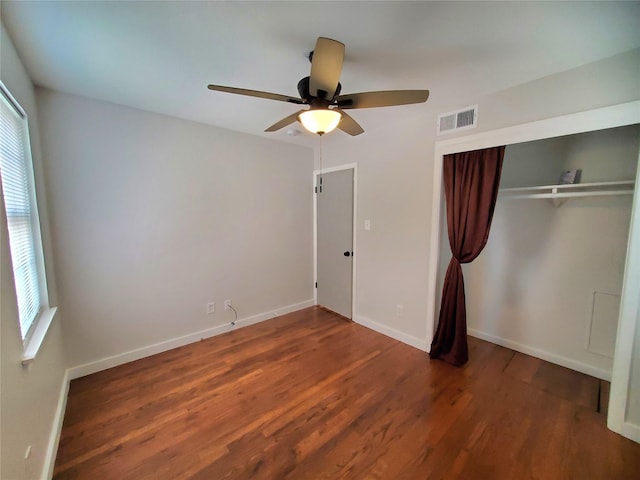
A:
[463,124,639,380]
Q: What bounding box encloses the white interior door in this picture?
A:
[316,169,354,318]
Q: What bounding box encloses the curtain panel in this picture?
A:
[430,146,505,365]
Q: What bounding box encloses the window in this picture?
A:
[0,82,54,362]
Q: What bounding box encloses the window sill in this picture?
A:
[21,306,58,366]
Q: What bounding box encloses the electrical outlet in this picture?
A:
[396,304,404,318]
[207,302,215,314]
[224,299,232,311]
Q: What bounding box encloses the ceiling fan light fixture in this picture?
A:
[298,109,342,135]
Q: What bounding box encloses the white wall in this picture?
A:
[464,126,639,379]
[611,141,640,440]
[628,305,640,426]
[318,112,437,348]
[1,24,67,480]
[317,48,640,350]
[36,90,314,369]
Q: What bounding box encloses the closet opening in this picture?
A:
[426,101,640,441]
[466,124,637,378]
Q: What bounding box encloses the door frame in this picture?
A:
[313,163,358,318]
[426,100,640,442]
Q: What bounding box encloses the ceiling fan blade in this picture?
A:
[336,109,364,136]
[264,110,305,132]
[309,37,345,100]
[335,90,429,109]
[208,85,304,104]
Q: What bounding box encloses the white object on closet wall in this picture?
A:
[588,291,621,358]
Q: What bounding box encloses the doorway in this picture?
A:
[314,164,357,318]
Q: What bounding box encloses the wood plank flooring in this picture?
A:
[54,307,640,479]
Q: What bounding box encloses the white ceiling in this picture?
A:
[2,1,639,146]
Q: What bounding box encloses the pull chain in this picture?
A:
[318,133,323,193]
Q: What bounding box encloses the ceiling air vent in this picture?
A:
[437,105,478,135]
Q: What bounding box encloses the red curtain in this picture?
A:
[430,146,505,366]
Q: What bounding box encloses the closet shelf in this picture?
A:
[498,180,635,206]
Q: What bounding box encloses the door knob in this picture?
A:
[343,251,352,257]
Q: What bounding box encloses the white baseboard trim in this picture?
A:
[467,328,612,381]
[621,422,640,444]
[68,299,314,380]
[43,369,70,480]
[354,314,428,352]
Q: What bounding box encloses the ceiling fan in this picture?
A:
[207,37,429,136]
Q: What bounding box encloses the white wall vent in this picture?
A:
[437,105,478,135]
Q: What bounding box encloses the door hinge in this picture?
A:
[315,186,317,193]
[315,282,317,288]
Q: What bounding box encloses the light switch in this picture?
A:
[364,220,371,231]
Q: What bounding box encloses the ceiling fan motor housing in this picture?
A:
[297,76,341,103]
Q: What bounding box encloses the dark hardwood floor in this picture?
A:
[54,307,640,479]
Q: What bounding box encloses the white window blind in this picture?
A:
[0,88,42,340]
